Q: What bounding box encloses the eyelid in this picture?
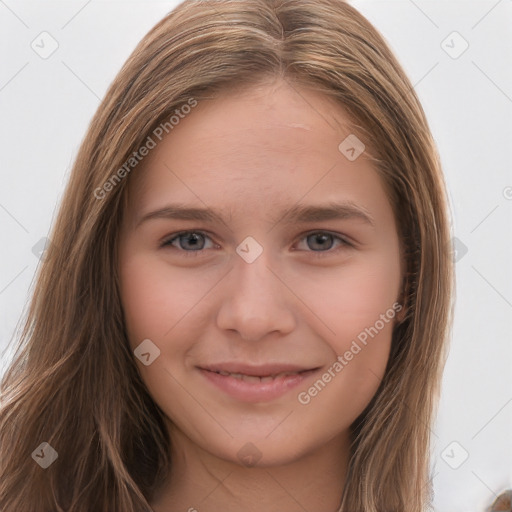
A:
[298,229,353,246]
[160,229,354,256]
[160,230,218,252]
[292,230,353,256]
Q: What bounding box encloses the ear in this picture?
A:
[394,239,412,326]
[394,301,406,324]
[394,271,411,325]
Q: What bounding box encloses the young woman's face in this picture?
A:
[118,79,403,467]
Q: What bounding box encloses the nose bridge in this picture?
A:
[236,254,275,303]
[215,249,296,341]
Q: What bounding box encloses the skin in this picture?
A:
[118,77,403,512]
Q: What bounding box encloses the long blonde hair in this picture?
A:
[0,1,454,510]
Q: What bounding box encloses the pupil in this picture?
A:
[308,233,333,251]
[182,233,204,250]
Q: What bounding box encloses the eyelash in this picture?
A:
[159,230,353,259]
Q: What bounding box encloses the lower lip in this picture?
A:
[198,368,319,402]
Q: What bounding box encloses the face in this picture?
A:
[118,78,403,467]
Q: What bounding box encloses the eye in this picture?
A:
[160,230,352,258]
[295,231,352,254]
[161,231,216,252]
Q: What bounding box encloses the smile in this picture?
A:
[211,370,306,382]
[198,364,320,402]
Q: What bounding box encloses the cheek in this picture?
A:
[289,248,400,414]
[119,257,171,345]
[298,338,391,436]
[119,253,214,347]
[291,251,401,346]
[118,253,210,419]
[294,257,399,427]
[333,258,400,343]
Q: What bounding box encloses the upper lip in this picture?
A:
[198,363,318,377]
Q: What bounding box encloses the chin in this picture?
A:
[204,434,319,469]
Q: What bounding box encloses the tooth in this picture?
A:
[219,371,230,376]
[230,373,243,379]
[260,376,274,383]
[241,375,261,383]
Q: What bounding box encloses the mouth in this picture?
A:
[197,363,320,402]
[207,370,309,383]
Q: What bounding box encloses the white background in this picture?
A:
[1,1,511,511]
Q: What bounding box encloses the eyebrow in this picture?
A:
[136,201,375,229]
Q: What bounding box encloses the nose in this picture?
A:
[215,251,297,342]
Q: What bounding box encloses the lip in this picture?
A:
[200,362,316,377]
[198,363,320,402]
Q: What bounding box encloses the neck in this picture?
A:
[150,427,350,512]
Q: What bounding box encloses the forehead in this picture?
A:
[124,79,390,226]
